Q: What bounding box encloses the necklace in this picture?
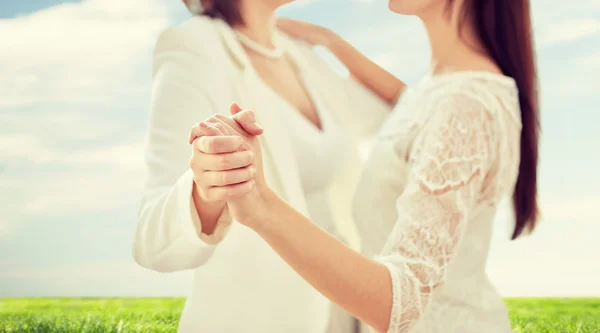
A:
[234,31,284,59]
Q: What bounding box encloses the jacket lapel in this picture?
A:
[213,20,310,216]
[278,34,348,136]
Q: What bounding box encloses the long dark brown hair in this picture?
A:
[456,0,540,239]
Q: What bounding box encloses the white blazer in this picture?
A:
[133,16,391,333]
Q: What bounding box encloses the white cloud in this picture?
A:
[0,131,145,227]
[0,0,170,108]
[0,0,172,232]
[542,48,600,98]
[487,215,600,297]
[0,109,147,229]
[347,19,429,80]
[0,224,12,238]
[538,18,600,47]
[2,0,600,299]
[486,194,600,297]
[542,195,600,221]
[0,131,143,171]
[578,49,600,69]
[22,140,145,217]
[0,262,144,281]
[0,262,191,297]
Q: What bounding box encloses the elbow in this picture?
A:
[132,235,197,273]
[132,232,173,273]
[368,301,393,333]
[132,185,215,273]
[133,252,178,274]
[371,319,389,333]
[132,213,213,273]
[132,243,160,272]
[132,207,160,272]
[133,245,211,273]
[132,247,155,271]
[132,206,181,273]
[359,279,394,333]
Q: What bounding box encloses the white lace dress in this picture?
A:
[352,72,521,333]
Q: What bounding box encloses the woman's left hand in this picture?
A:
[276,18,336,47]
[197,106,275,230]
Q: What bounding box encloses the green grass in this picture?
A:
[507,298,600,333]
[0,298,598,332]
[0,299,183,333]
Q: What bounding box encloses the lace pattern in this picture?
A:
[375,93,505,333]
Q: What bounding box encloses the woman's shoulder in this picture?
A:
[398,72,522,146]
[414,72,519,115]
[154,16,226,59]
[151,17,236,98]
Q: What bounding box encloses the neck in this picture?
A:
[233,1,278,48]
[419,2,484,74]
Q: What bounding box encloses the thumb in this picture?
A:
[232,109,264,136]
[229,103,244,115]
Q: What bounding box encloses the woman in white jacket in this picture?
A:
[132,0,401,332]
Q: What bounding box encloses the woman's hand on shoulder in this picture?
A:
[276,18,337,47]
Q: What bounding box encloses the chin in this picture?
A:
[277,0,298,7]
[388,0,433,15]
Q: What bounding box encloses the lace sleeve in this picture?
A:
[375,94,498,333]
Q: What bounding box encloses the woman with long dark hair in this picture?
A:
[191,0,540,331]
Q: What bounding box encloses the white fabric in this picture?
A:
[352,72,520,333]
[275,75,351,234]
[132,16,391,333]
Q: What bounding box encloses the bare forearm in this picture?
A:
[326,32,406,105]
[253,191,393,333]
[192,182,226,236]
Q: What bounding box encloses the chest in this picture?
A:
[250,56,322,129]
[355,100,423,207]
[351,90,429,254]
[223,60,351,214]
[364,88,426,177]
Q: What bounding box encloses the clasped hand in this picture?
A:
[188,103,273,229]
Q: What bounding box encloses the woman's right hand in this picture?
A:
[188,105,263,204]
[276,18,336,47]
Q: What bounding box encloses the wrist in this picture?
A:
[321,28,338,49]
[192,182,228,236]
[250,187,281,234]
[193,182,226,209]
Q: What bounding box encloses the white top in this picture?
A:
[132,16,392,333]
[273,75,350,235]
[352,72,521,333]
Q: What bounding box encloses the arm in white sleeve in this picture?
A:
[376,94,500,332]
[133,28,233,272]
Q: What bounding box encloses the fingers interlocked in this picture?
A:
[189,118,256,202]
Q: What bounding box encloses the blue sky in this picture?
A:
[0,0,599,297]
